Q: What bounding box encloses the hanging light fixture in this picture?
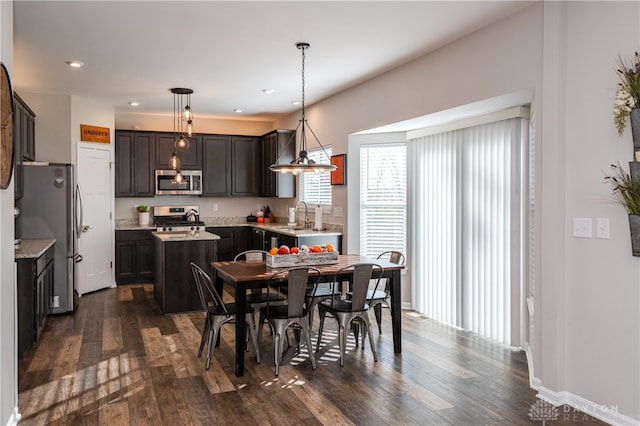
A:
[270,43,336,175]
[169,87,193,159]
[168,87,193,177]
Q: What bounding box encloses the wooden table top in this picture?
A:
[212,254,404,283]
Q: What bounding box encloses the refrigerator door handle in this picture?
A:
[75,183,84,238]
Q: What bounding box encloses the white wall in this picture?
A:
[18,92,71,162]
[0,1,19,424]
[270,2,639,423]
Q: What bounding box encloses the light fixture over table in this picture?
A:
[168,87,194,183]
[270,43,336,175]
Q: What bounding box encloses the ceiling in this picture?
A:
[13,1,532,123]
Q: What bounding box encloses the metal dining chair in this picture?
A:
[258,266,320,376]
[190,262,260,369]
[369,251,405,334]
[234,250,287,309]
[316,263,384,367]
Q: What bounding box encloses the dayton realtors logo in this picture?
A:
[529,399,560,424]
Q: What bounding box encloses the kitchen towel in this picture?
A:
[313,206,323,231]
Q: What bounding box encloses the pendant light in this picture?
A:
[270,43,336,175]
[168,87,194,172]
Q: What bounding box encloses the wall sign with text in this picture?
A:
[80,124,110,144]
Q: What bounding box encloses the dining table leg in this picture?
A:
[390,269,402,353]
[235,282,247,376]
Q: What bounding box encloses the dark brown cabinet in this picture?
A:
[231,136,260,196]
[14,94,36,199]
[155,133,201,170]
[17,244,54,359]
[201,135,231,196]
[261,129,296,198]
[206,226,249,260]
[115,131,156,197]
[115,230,154,284]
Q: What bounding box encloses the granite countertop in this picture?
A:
[152,230,221,242]
[117,219,342,237]
[15,238,56,259]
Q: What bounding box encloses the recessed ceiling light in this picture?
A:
[66,60,84,68]
[233,109,243,113]
[291,100,300,105]
[128,101,139,107]
[262,89,275,94]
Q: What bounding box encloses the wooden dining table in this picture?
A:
[212,254,405,377]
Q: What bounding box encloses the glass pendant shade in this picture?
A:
[186,120,193,137]
[183,105,192,122]
[168,152,181,170]
[174,135,190,151]
[172,172,184,184]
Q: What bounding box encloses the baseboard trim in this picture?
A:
[537,386,639,426]
[522,343,540,390]
[6,407,21,426]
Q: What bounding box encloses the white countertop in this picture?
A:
[152,230,221,242]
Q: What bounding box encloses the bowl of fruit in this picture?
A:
[266,243,338,268]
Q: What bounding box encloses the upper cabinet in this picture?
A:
[261,129,295,198]
[15,94,36,162]
[231,136,260,196]
[155,134,201,170]
[115,131,156,197]
[201,135,231,197]
[14,94,36,199]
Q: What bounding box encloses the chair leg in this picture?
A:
[198,317,210,358]
[246,313,261,364]
[274,329,283,376]
[315,307,327,353]
[337,323,347,367]
[362,315,378,362]
[298,320,316,370]
[207,323,221,370]
[374,303,383,334]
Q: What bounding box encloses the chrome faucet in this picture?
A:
[295,200,310,228]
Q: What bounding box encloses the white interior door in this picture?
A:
[77,144,114,295]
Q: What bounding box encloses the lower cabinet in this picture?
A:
[16,244,54,359]
[115,230,154,284]
[206,226,249,261]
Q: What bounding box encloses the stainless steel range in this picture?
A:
[153,205,205,233]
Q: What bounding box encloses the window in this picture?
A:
[359,143,407,259]
[300,147,332,206]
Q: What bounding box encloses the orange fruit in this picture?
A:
[312,245,322,253]
[269,247,279,256]
[326,244,334,253]
[290,247,299,254]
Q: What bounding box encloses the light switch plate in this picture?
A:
[573,217,592,238]
[596,217,610,239]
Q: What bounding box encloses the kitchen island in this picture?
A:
[153,230,220,314]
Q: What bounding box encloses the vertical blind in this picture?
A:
[300,147,332,206]
[359,143,407,259]
[408,117,524,346]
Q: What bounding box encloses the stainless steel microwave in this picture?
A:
[155,170,203,195]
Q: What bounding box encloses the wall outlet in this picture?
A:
[52,295,60,308]
[213,203,219,212]
[572,217,592,238]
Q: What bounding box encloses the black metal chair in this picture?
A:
[316,263,384,367]
[258,266,320,376]
[368,251,405,334]
[190,262,260,370]
[234,250,287,308]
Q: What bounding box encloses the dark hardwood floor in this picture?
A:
[17,284,608,425]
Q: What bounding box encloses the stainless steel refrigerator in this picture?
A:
[18,163,83,313]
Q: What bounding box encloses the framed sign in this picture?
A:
[330,154,346,185]
[80,124,110,143]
